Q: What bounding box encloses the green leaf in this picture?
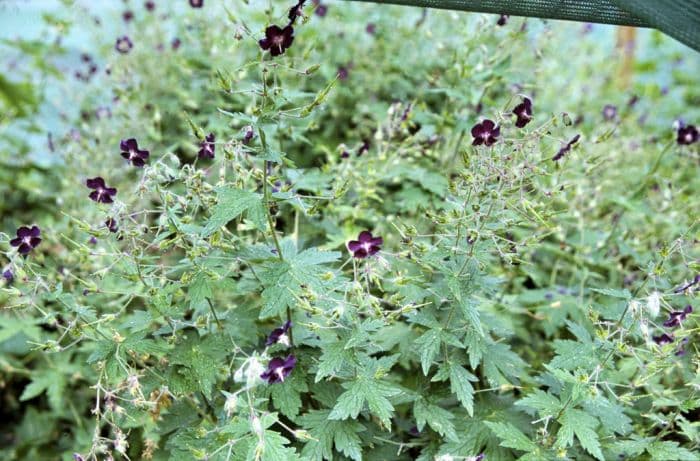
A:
[590,287,631,299]
[449,364,476,416]
[188,272,212,310]
[558,409,604,461]
[647,441,699,461]
[485,421,537,453]
[20,369,65,410]
[333,420,364,461]
[299,77,337,117]
[256,430,301,461]
[414,329,442,375]
[414,397,458,441]
[516,390,561,419]
[170,333,228,399]
[258,244,340,319]
[549,339,598,370]
[315,339,354,382]
[482,341,528,386]
[328,377,399,428]
[446,274,482,334]
[202,187,266,236]
[268,372,308,418]
[0,315,42,343]
[299,410,364,461]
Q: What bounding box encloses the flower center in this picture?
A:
[275,367,286,382]
[272,35,285,46]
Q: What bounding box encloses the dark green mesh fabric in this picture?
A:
[345,0,700,51]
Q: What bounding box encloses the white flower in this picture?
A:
[639,320,650,341]
[233,356,265,390]
[126,374,141,396]
[222,391,238,418]
[647,291,661,318]
[251,414,264,438]
[113,430,128,454]
[277,333,290,347]
[246,358,265,388]
[629,300,640,315]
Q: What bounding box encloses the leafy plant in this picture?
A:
[0,1,698,461]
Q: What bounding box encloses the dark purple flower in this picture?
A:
[88,236,98,245]
[266,321,292,346]
[198,133,215,159]
[677,124,698,145]
[366,23,376,35]
[337,66,349,80]
[347,230,383,259]
[73,454,85,461]
[471,119,500,146]
[674,274,700,293]
[357,139,370,156]
[288,0,306,23]
[86,177,117,204]
[602,104,617,121]
[115,36,133,54]
[3,269,13,283]
[340,150,350,159]
[653,332,675,345]
[171,38,182,50]
[400,103,412,122]
[675,338,689,356]
[189,0,203,7]
[145,1,155,11]
[552,134,581,161]
[513,97,533,128]
[122,10,134,22]
[259,25,295,57]
[315,2,328,17]
[627,94,639,107]
[261,355,297,384]
[120,138,150,167]
[80,53,92,63]
[105,218,119,233]
[497,14,509,26]
[10,226,42,255]
[242,126,255,145]
[662,305,693,328]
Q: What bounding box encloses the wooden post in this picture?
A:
[616,26,636,89]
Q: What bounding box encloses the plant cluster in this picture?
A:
[0,1,698,460]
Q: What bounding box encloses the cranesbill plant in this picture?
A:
[0,1,698,461]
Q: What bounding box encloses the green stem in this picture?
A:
[286,305,295,347]
[206,297,224,331]
[259,128,284,261]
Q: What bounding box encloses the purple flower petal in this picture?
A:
[348,230,383,259]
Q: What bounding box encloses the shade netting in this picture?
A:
[346,0,700,52]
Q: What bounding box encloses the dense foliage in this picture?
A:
[1,1,699,460]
